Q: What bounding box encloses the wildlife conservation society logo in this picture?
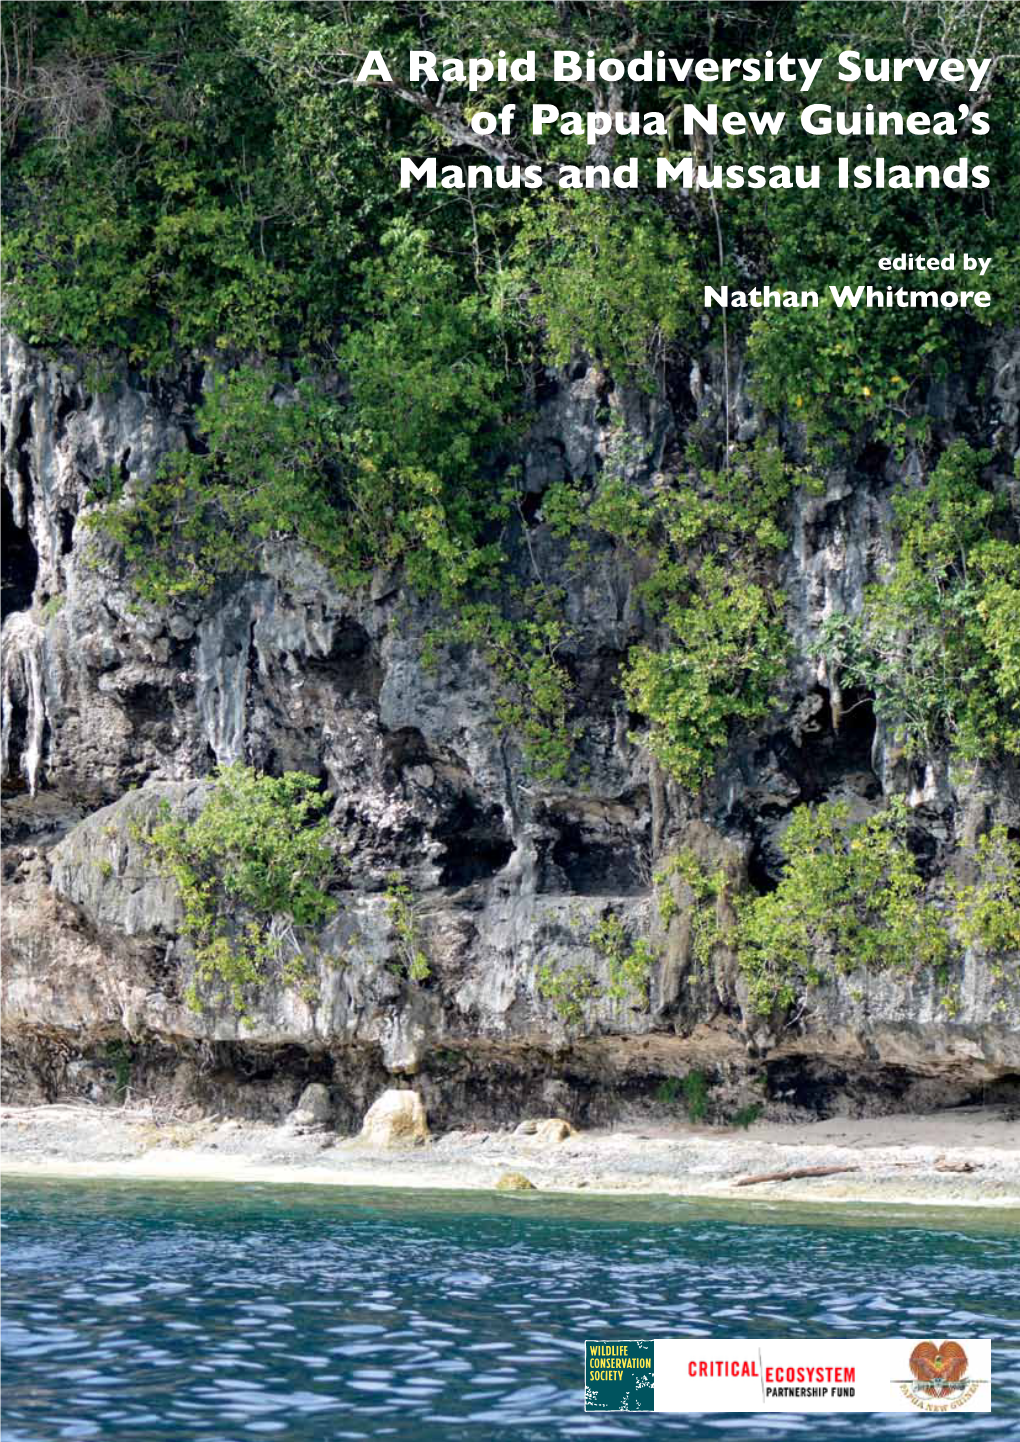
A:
[585,1339,654,1411]
[897,1340,985,1412]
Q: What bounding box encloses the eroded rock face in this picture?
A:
[2,329,1019,1126]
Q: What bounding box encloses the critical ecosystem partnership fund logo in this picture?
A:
[585,1340,654,1411]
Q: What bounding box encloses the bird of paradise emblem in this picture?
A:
[909,1341,969,1398]
[899,1340,982,1410]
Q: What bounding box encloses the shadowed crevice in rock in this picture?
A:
[305,617,381,704]
[765,1056,1020,1118]
[436,793,514,888]
[548,816,648,896]
[2,390,40,619]
[732,687,882,888]
[57,507,75,556]
[763,685,880,811]
[53,387,80,442]
[541,793,651,897]
[1,690,31,793]
[1,479,38,619]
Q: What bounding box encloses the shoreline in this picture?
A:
[3,1103,1019,1212]
[5,1153,1020,1211]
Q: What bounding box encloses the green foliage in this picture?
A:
[949,827,1020,964]
[5,1,1018,797]
[536,909,657,1023]
[589,912,658,1005]
[384,872,430,981]
[820,443,1020,762]
[654,1071,713,1121]
[544,806,1014,1031]
[681,1069,711,1123]
[729,1102,763,1130]
[89,366,348,603]
[337,223,511,602]
[739,4,1020,452]
[40,594,65,621]
[85,217,573,780]
[3,3,293,368]
[748,305,937,459]
[655,849,725,969]
[442,591,576,781]
[660,805,1016,1017]
[536,959,598,1027]
[514,192,698,383]
[736,800,951,1015]
[5,0,1018,448]
[517,432,817,789]
[90,225,509,606]
[570,435,809,789]
[143,765,336,1013]
[622,567,786,790]
[104,1039,133,1099]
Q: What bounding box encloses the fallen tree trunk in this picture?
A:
[734,1164,860,1187]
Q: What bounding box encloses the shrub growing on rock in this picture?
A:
[737,799,951,1015]
[143,764,337,1013]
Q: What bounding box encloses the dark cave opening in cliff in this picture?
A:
[2,697,29,794]
[377,725,517,887]
[58,508,75,556]
[745,844,778,896]
[53,388,77,437]
[1,481,38,619]
[550,818,649,896]
[789,684,879,804]
[765,1057,1020,1118]
[855,438,891,477]
[831,685,878,767]
[517,488,545,526]
[438,795,515,887]
[307,618,381,704]
[440,840,515,888]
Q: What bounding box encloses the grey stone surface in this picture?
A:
[3,328,1019,1124]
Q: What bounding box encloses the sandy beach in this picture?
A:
[3,1103,1018,1210]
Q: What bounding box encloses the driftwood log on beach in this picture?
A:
[734,1165,861,1188]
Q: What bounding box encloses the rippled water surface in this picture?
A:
[2,1178,1018,1441]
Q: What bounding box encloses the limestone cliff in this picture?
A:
[3,330,1018,1127]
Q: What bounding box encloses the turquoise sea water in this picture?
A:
[2,1178,1018,1441]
